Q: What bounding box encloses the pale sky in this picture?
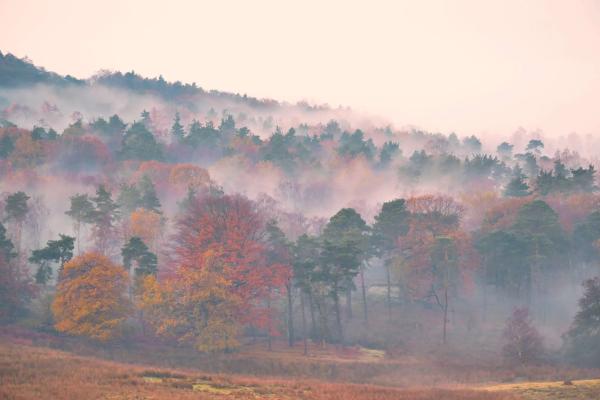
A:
[1,0,600,138]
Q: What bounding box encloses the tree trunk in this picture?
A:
[333,284,344,344]
[300,291,308,356]
[75,220,81,255]
[286,282,294,347]
[385,260,392,321]
[443,285,448,344]
[360,266,368,324]
[346,286,352,320]
[308,291,317,340]
[315,295,328,347]
[267,289,272,351]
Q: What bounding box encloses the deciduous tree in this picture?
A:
[52,252,130,341]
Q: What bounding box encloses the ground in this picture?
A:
[1,330,599,399]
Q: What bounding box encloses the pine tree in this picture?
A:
[122,236,157,278]
[504,165,530,197]
[139,175,161,213]
[171,112,185,142]
[66,194,95,254]
[89,185,119,254]
[29,234,75,285]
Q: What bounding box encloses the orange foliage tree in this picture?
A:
[52,252,130,341]
[140,251,242,352]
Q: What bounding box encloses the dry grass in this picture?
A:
[484,379,600,400]
[0,337,520,400]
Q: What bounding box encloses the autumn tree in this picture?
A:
[173,193,288,334]
[502,307,544,365]
[52,252,130,341]
[140,251,242,352]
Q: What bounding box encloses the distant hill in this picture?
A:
[0,50,280,110]
[0,50,84,87]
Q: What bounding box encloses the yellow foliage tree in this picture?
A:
[139,251,241,352]
[52,252,130,341]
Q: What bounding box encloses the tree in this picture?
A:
[502,307,543,365]
[140,251,242,352]
[116,184,142,215]
[378,141,400,167]
[29,234,74,285]
[565,277,600,366]
[475,230,529,297]
[52,252,129,340]
[264,220,293,348]
[573,211,600,265]
[0,223,31,321]
[4,191,29,253]
[372,198,410,321]
[65,194,95,254]
[127,208,162,253]
[89,185,120,254]
[571,165,596,193]
[319,208,367,343]
[512,200,568,307]
[337,130,376,160]
[119,121,163,161]
[497,142,514,160]
[171,112,185,142]
[526,139,544,154]
[292,234,320,353]
[504,165,530,197]
[429,235,469,344]
[173,193,287,332]
[121,236,157,279]
[138,175,161,213]
[463,135,482,154]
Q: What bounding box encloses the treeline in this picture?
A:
[0,110,597,202]
[2,181,600,365]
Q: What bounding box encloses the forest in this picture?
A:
[2,50,600,399]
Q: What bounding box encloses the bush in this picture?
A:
[502,307,543,365]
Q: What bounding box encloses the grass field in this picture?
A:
[2,331,600,399]
[484,379,600,400]
[0,337,519,400]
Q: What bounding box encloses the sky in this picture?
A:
[1,0,600,138]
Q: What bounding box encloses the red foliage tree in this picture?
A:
[172,193,290,330]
